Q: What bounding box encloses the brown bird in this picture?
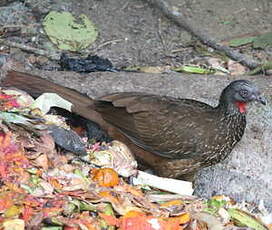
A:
[2,71,266,179]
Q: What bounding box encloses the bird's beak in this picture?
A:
[256,95,266,105]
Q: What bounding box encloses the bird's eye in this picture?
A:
[240,89,249,97]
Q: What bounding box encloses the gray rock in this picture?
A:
[194,94,272,208]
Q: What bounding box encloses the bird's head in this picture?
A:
[219,80,266,113]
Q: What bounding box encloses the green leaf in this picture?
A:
[74,169,90,184]
[253,32,272,49]
[172,65,216,74]
[207,199,227,209]
[79,201,97,211]
[41,227,62,230]
[221,20,232,25]
[30,175,41,185]
[0,111,33,125]
[43,11,98,51]
[204,198,227,214]
[229,36,255,47]
[228,208,268,230]
[20,184,35,194]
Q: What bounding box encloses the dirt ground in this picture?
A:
[1,0,272,68]
[66,0,272,67]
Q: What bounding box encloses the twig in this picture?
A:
[247,61,272,75]
[0,38,61,60]
[157,18,167,53]
[121,1,130,11]
[91,39,124,52]
[146,193,197,202]
[145,0,261,69]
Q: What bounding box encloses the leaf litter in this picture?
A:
[0,87,270,230]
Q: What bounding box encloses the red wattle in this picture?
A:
[235,101,246,113]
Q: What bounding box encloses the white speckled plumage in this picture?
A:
[95,80,265,178]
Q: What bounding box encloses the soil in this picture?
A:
[1,0,272,68]
[66,0,272,67]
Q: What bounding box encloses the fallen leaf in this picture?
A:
[43,11,98,51]
[4,205,21,218]
[160,200,184,207]
[31,93,72,115]
[33,153,49,170]
[228,60,247,75]
[228,36,255,47]
[2,88,35,109]
[172,65,215,74]
[228,208,268,230]
[170,213,190,225]
[193,212,223,230]
[3,219,25,230]
[253,32,272,49]
[90,140,138,177]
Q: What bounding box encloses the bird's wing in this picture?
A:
[94,93,215,159]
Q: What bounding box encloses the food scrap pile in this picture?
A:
[0,88,270,230]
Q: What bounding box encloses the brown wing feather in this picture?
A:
[94,93,216,159]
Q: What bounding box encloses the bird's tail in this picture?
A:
[3,70,92,104]
[2,70,106,127]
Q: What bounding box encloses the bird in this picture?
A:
[2,70,266,180]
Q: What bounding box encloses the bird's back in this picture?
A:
[94,93,246,163]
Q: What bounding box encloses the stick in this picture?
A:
[0,39,61,60]
[145,0,261,69]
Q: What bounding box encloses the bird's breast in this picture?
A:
[199,113,246,166]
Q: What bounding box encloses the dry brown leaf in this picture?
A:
[62,177,90,191]
[139,66,170,73]
[99,190,143,215]
[90,140,138,177]
[36,132,56,154]
[39,181,54,195]
[228,60,247,75]
[101,184,168,217]
[193,212,224,230]
[33,153,48,170]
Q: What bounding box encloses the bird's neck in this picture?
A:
[217,89,247,116]
[216,100,247,116]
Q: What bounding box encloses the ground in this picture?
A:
[1,0,272,68]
